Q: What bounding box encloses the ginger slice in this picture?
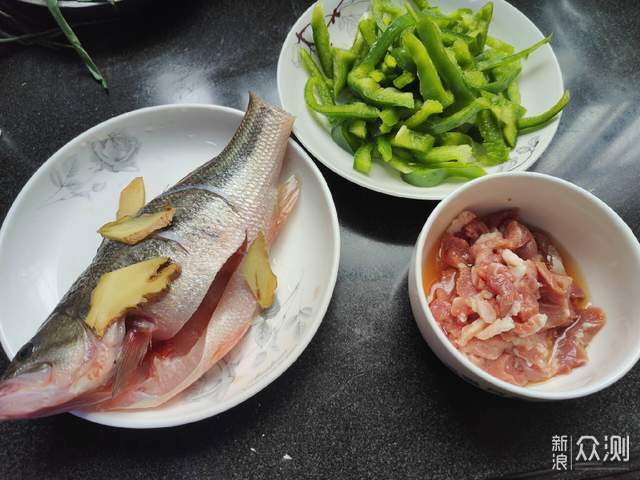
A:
[241,232,277,309]
[99,207,176,245]
[85,256,181,337]
[116,177,146,220]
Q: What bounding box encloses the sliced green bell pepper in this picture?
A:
[331,123,361,153]
[305,77,380,120]
[349,119,368,139]
[333,48,356,98]
[392,125,435,153]
[376,135,393,162]
[402,163,485,187]
[518,90,570,132]
[348,15,416,109]
[311,2,334,78]
[393,70,416,89]
[476,109,510,165]
[415,17,476,109]
[477,36,551,71]
[358,17,378,46]
[353,143,374,174]
[299,48,333,94]
[402,31,454,108]
[414,145,473,163]
[480,90,526,147]
[427,97,489,135]
[404,99,443,129]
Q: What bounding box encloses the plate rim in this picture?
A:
[0,103,341,428]
[277,0,564,201]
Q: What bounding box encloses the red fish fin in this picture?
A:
[270,175,300,241]
[112,318,153,398]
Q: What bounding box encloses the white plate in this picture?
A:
[277,0,565,200]
[0,103,340,428]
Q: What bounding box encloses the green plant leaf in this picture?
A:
[46,0,107,89]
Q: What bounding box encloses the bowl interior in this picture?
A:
[278,0,564,200]
[418,173,640,396]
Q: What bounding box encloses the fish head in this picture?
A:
[0,312,123,420]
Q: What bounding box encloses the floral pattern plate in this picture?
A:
[277,0,564,200]
[0,103,340,428]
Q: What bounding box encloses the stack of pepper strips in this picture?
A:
[301,0,569,187]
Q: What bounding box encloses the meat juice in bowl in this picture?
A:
[408,172,640,400]
[424,208,605,387]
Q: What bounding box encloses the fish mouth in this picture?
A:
[0,363,55,420]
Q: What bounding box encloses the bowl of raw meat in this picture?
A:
[408,172,640,400]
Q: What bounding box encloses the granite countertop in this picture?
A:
[0,0,639,478]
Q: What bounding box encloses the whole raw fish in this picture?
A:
[0,94,294,419]
[94,175,299,410]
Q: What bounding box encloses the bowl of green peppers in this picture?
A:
[278,0,567,200]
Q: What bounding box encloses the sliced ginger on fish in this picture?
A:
[241,231,277,309]
[116,177,146,220]
[86,256,181,337]
[99,207,176,245]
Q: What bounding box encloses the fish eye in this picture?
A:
[15,342,34,362]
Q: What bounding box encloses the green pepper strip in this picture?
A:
[414,145,472,163]
[350,31,368,62]
[331,123,362,153]
[415,17,476,109]
[452,38,475,69]
[437,132,473,146]
[463,70,487,89]
[388,154,417,174]
[376,136,393,162]
[389,47,416,72]
[305,77,380,120]
[379,107,400,126]
[403,32,453,108]
[427,97,489,135]
[348,15,415,109]
[404,99,443,128]
[477,109,510,165]
[353,143,374,174]
[392,125,435,153]
[486,35,515,54]
[507,73,521,104]
[518,90,570,132]
[480,91,526,148]
[402,163,485,187]
[469,2,493,55]
[349,119,368,139]
[333,48,357,97]
[441,29,476,48]
[299,48,333,94]
[481,64,521,95]
[393,70,416,89]
[477,36,551,71]
[402,168,448,187]
[311,2,334,78]
[358,17,378,46]
[372,0,402,30]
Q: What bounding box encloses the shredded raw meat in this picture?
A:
[427,209,606,386]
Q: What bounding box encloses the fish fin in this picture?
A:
[271,175,300,238]
[112,318,153,398]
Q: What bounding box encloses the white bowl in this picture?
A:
[408,172,640,400]
[278,0,565,200]
[0,103,340,427]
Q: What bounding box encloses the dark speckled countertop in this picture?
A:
[1,1,639,479]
